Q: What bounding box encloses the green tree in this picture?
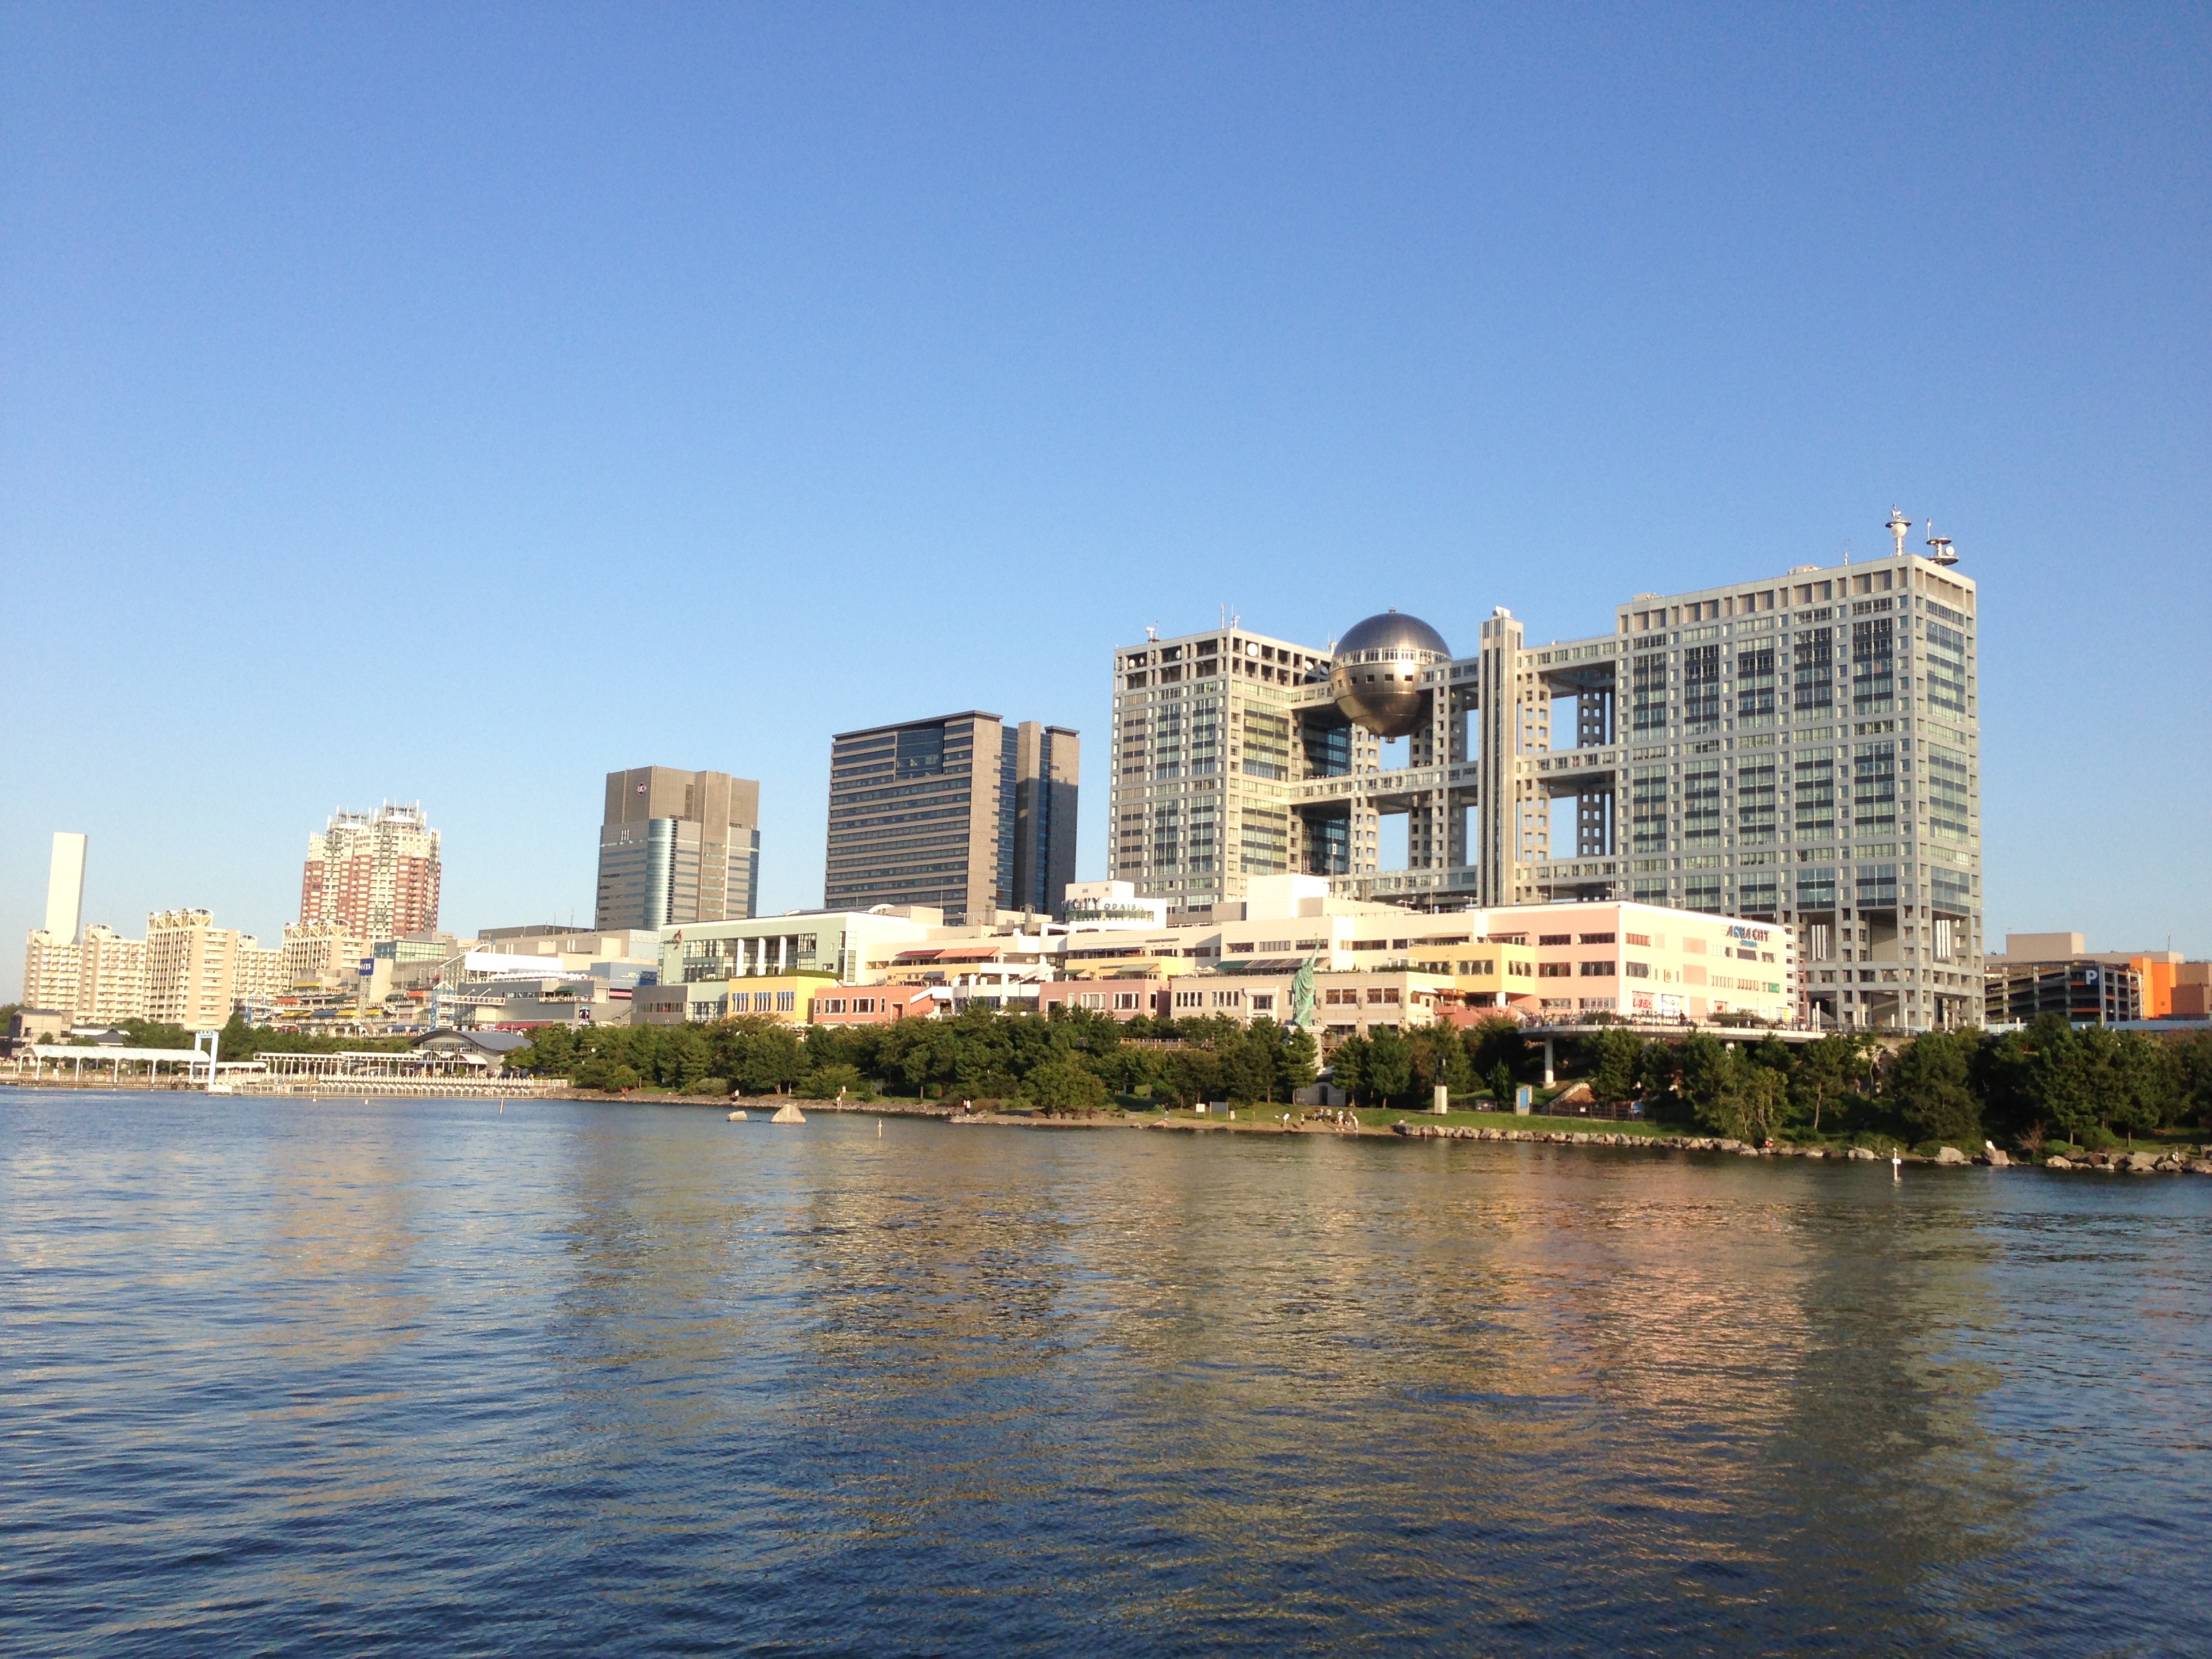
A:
[1163,1047,1223,1108]
[2174,1031,2212,1125]
[1278,1025,1319,1098]
[1486,1061,1515,1107]
[1410,1025,1473,1102]
[1465,1018,1527,1087]
[1023,1054,1109,1115]
[1328,1034,1368,1105]
[1887,1029,1980,1145]
[798,1062,862,1099]
[1789,1035,1858,1135]
[1223,1025,1280,1104]
[1677,1033,1786,1141]
[1586,1028,1645,1107]
[1364,1026,1415,1106]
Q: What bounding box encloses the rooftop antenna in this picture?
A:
[1886,507,1911,560]
[1923,520,1957,566]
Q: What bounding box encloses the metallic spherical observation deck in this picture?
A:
[1327,611,1452,737]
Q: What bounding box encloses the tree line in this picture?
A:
[510,1007,1319,1113]
[1574,1015,2212,1150]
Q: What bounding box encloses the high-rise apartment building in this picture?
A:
[22,930,79,1015]
[300,804,441,940]
[1110,516,1980,1030]
[595,766,761,931]
[76,924,149,1023]
[281,921,372,990]
[146,909,249,1029]
[825,713,1080,924]
[20,832,89,1014]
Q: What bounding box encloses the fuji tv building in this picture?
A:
[1107,518,1982,1031]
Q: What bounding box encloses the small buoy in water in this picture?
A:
[1892,1152,1903,1180]
[877,1119,882,1137]
[728,1109,748,1122]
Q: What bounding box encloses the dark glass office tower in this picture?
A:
[825,714,1079,924]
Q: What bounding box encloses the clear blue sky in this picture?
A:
[3,4,2207,992]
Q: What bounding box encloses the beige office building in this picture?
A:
[596,766,762,930]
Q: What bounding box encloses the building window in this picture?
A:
[1793,627,1834,710]
[1683,643,1721,726]
[1578,961,1616,977]
[1853,741,1898,831]
[1631,652,1668,731]
[1852,617,1896,714]
[1737,647,1775,717]
[1538,962,1572,978]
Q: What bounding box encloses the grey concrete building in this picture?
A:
[595,766,761,930]
[1109,514,1980,1031]
[825,713,1080,924]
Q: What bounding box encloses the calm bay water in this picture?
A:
[3,1093,2209,1655]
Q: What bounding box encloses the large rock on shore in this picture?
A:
[2045,1155,2074,1169]
[1847,1146,1879,1161]
[1934,1145,1970,1166]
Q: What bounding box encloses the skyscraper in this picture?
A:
[300,804,442,941]
[824,712,1080,924]
[595,766,761,930]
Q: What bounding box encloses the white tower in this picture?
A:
[43,832,86,946]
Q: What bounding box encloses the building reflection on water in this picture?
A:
[6,1093,2209,1652]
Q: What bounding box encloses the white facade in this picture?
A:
[43,832,85,945]
[77,925,149,1024]
[21,930,79,1015]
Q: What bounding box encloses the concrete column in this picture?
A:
[1542,1035,1555,1087]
